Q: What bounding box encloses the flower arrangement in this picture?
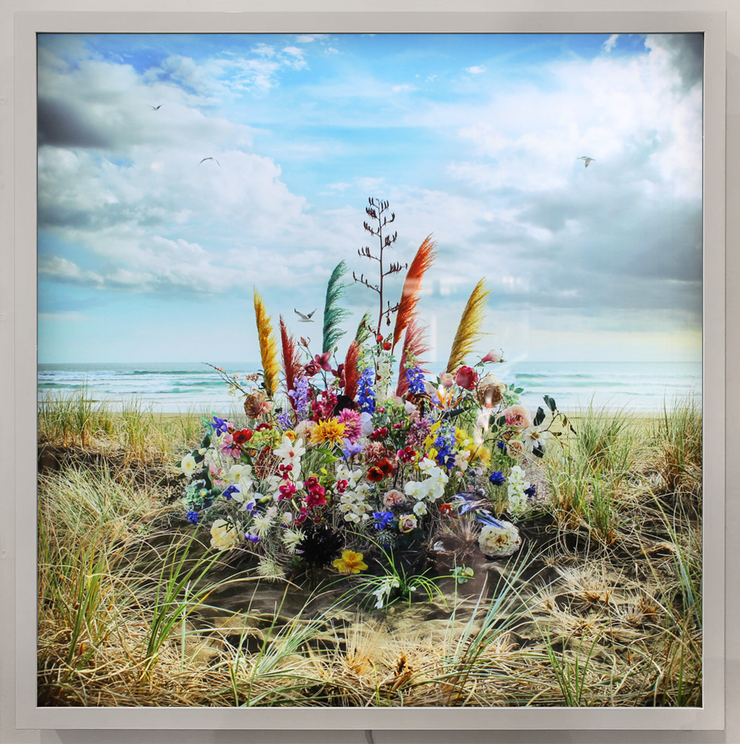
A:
[176,199,569,591]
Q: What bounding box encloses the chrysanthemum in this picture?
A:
[337,408,363,442]
[310,418,347,447]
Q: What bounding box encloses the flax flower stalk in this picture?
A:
[446,278,490,373]
[253,289,280,398]
[392,235,436,350]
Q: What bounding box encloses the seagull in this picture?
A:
[294,308,317,323]
[577,156,595,168]
[198,157,221,167]
[149,104,163,110]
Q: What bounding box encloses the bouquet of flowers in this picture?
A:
[176,199,568,584]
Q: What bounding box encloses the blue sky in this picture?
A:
[37,32,703,365]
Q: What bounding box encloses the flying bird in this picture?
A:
[578,156,595,168]
[198,157,221,167]
[149,104,162,110]
[294,308,317,323]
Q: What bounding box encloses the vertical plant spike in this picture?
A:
[279,316,302,408]
[343,340,361,401]
[322,261,352,355]
[396,318,431,397]
[253,289,280,398]
[392,235,436,350]
[446,278,491,373]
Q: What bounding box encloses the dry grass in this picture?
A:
[36,396,702,707]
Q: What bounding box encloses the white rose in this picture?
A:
[478,522,522,557]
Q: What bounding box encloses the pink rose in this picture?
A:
[504,405,532,429]
[455,365,479,390]
[399,514,418,533]
[382,489,406,508]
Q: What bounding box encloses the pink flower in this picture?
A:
[313,352,333,372]
[481,349,503,364]
[439,372,454,388]
[504,405,532,429]
[382,489,406,508]
[398,514,418,533]
[337,408,362,442]
[455,366,479,390]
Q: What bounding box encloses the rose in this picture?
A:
[382,489,406,508]
[504,405,533,429]
[398,514,418,533]
[455,366,479,390]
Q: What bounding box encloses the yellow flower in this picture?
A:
[333,550,368,574]
[310,418,346,446]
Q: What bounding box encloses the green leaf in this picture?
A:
[533,407,546,426]
[514,387,524,394]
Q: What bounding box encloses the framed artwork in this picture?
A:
[7,8,725,736]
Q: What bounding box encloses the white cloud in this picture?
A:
[604,34,619,52]
[465,66,486,75]
[392,84,416,93]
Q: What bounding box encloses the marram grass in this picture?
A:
[37,396,701,708]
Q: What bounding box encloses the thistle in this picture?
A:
[446,278,490,373]
[253,289,280,397]
[322,261,352,355]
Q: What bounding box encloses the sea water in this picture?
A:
[38,360,702,414]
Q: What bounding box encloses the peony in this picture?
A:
[244,391,272,419]
[455,365,479,390]
[478,521,522,557]
[210,519,242,551]
[504,405,532,429]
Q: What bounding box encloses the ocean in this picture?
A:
[37,361,703,415]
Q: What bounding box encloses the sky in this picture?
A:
[36,32,704,366]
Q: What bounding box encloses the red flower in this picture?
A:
[233,428,253,445]
[369,427,388,441]
[313,351,333,372]
[305,488,327,508]
[279,482,297,500]
[303,361,320,377]
[378,458,394,476]
[455,366,479,390]
[397,446,416,463]
[255,422,272,432]
[335,479,349,494]
[440,503,454,517]
[382,341,392,351]
[367,466,385,482]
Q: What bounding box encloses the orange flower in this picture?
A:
[310,418,346,446]
[333,550,368,574]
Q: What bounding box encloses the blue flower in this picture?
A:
[489,471,505,486]
[288,375,310,420]
[211,416,228,435]
[373,510,394,530]
[357,368,376,414]
[496,441,506,451]
[434,422,457,471]
[524,485,537,499]
[276,412,292,431]
[222,485,240,501]
[245,533,260,543]
[405,366,426,395]
[342,441,365,459]
[186,510,200,525]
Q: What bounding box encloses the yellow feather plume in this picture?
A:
[253,289,280,398]
[446,278,490,373]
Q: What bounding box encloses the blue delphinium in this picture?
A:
[357,368,376,414]
[434,421,457,471]
[489,471,505,486]
[525,484,537,499]
[405,365,426,395]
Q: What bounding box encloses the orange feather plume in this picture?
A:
[279,316,302,407]
[392,235,436,350]
[396,318,431,397]
[253,289,280,398]
[343,340,361,401]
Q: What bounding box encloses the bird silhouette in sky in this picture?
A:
[577,156,595,168]
[294,308,317,323]
[198,157,221,167]
[149,104,162,110]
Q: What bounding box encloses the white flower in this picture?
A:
[251,513,273,537]
[371,576,401,609]
[521,426,551,454]
[336,462,363,489]
[360,412,374,437]
[274,436,305,479]
[257,558,285,581]
[210,519,242,551]
[223,464,253,489]
[507,465,531,517]
[338,489,372,523]
[282,528,305,554]
[180,453,198,478]
[413,501,428,517]
[281,511,294,525]
[478,521,522,557]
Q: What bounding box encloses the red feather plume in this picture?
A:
[392,235,436,350]
[280,316,302,408]
[396,318,432,397]
[343,340,361,402]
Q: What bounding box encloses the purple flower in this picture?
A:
[276,412,292,431]
[405,366,426,395]
[489,471,505,486]
[288,376,310,421]
[245,533,260,543]
[211,416,228,435]
[357,368,376,414]
[222,485,239,501]
[342,440,365,459]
